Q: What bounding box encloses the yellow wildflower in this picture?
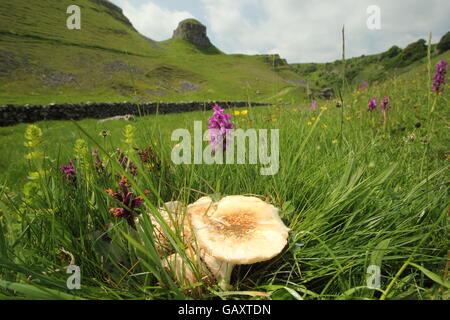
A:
[25,151,44,160]
[233,110,241,116]
[74,139,88,159]
[28,170,50,180]
[24,125,43,148]
[322,124,328,128]
[122,124,135,145]
[307,121,313,126]
[241,109,248,115]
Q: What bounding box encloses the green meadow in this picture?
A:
[0,49,449,299]
[0,0,449,301]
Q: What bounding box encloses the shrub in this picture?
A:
[380,45,402,61]
[386,39,427,68]
[437,31,450,53]
[398,39,427,65]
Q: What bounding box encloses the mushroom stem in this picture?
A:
[200,252,236,290]
[216,262,235,291]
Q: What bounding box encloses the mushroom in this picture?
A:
[162,247,239,294]
[187,195,290,290]
[162,247,213,294]
[137,200,191,256]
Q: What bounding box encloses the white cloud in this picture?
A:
[110,0,195,40]
[111,0,450,63]
[201,0,450,63]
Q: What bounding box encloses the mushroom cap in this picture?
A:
[162,251,203,288]
[137,201,190,256]
[162,247,217,294]
[188,195,290,264]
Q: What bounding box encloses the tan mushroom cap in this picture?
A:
[163,250,207,288]
[162,247,232,293]
[143,201,191,256]
[189,195,290,265]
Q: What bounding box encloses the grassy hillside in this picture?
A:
[291,36,449,91]
[0,0,306,105]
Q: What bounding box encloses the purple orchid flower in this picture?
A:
[368,97,377,111]
[116,148,138,176]
[432,60,448,93]
[106,176,144,229]
[380,97,390,112]
[60,159,77,184]
[208,104,234,152]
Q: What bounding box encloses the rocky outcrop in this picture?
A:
[317,88,334,100]
[90,0,134,27]
[172,19,212,47]
[0,101,270,127]
[259,54,288,67]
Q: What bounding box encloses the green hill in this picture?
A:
[0,0,306,105]
[290,34,449,91]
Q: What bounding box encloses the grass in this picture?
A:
[0,0,306,105]
[0,49,449,299]
[291,39,445,91]
[0,0,449,301]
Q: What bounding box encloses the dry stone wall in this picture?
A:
[0,101,269,127]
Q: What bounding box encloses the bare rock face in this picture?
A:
[317,88,334,100]
[172,19,212,47]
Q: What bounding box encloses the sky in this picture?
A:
[110,0,450,63]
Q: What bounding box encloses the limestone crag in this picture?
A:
[172,19,212,47]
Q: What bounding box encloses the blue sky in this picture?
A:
[110,0,450,63]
